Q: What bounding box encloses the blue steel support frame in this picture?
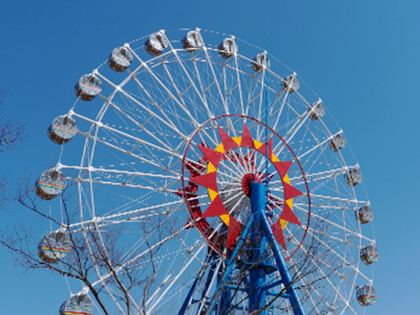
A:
[249,181,268,315]
[177,254,215,315]
[178,187,305,315]
[251,182,305,315]
[207,213,255,315]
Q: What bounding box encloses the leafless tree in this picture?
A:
[0,89,26,152]
[0,89,26,211]
[0,174,154,315]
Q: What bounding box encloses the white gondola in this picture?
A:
[38,231,71,263]
[59,294,93,315]
[48,115,78,144]
[308,100,325,120]
[282,74,299,93]
[218,37,238,59]
[357,204,374,224]
[75,74,102,101]
[182,29,204,52]
[344,167,362,186]
[108,46,133,72]
[145,31,168,56]
[356,285,377,306]
[35,169,66,200]
[329,133,346,151]
[252,52,270,72]
[360,245,380,265]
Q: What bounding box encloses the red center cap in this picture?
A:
[241,173,261,197]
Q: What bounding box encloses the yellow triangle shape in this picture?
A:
[280,219,288,229]
[232,137,242,146]
[286,199,293,209]
[254,140,263,149]
[208,189,218,202]
[283,173,291,184]
[207,162,217,173]
[215,143,225,153]
[271,153,280,162]
[220,214,230,226]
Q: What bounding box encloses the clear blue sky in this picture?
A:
[1,0,419,314]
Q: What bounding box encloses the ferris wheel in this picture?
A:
[35,28,378,315]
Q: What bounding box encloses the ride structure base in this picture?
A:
[178,182,305,315]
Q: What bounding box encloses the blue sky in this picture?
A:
[1,1,419,314]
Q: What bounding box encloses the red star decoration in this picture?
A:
[272,219,287,250]
[197,145,224,168]
[218,126,239,152]
[240,123,254,148]
[183,123,305,252]
[201,195,229,218]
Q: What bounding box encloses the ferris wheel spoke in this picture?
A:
[68,200,186,231]
[69,177,180,194]
[193,60,220,107]
[226,194,247,216]
[297,131,343,160]
[94,126,167,168]
[91,258,144,315]
[187,253,224,315]
[61,164,179,181]
[89,224,193,289]
[305,265,357,315]
[273,115,315,158]
[103,99,182,153]
[284,254,333,314]
[164,44,213,118]
[274,249,322,312]
[94,70,186,138]
[126,49,205,131]
[219,188,245,205]
[217,181,242,187]
[222,64,246,139]
[271,72,297,133]
[303,229,372,284]
[255,67,268,140]
[146,242,207,313]
[159,56,206,127]
[295,203,356,212]
[287,240,358,315]
[120,208,187,264]
[272,165,356,188]
[116,83,188,139]
[268,94,287,131]
[62,165,179,192]
[308,193,365,205]
[232,53,245,116]
[125,72,191,138]
[77,131,180,172]
[245,77,258,118]
[78,227,131,315]
[294,204,373,243]
[300,282,331,315]
[306,226,359,250]
[202,48,233,122]
[191,58,214,117]
[220,150,250,176]
[295,194,361,210]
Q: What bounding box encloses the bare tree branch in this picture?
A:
[0,89,26,152]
